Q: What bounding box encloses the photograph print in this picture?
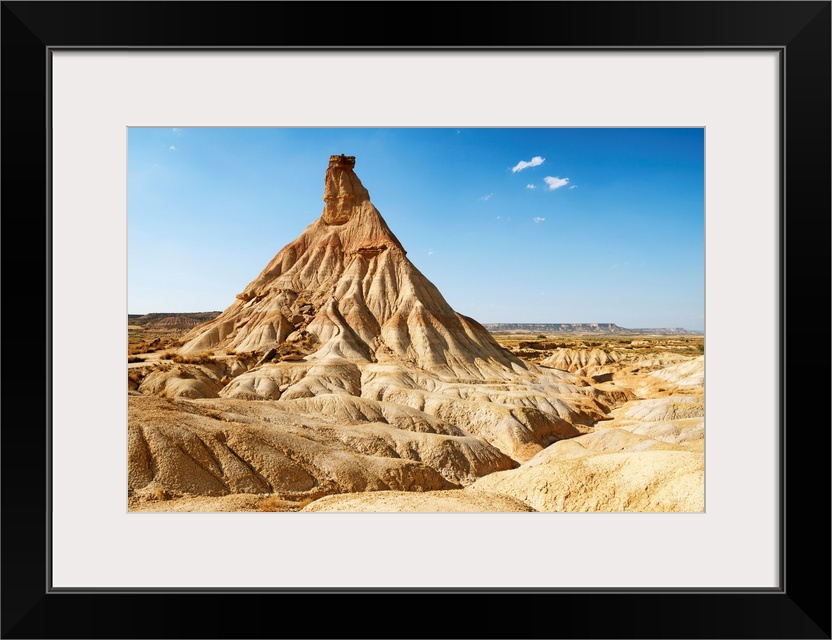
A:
[127,127,704,513]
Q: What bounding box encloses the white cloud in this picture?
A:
[526,184,536,189]
[512,156,545,173]
[544,176,569,190]
[569,185,578,189]
[479,193,493,201]
[427,249,434,256]
[533,217,545,223]
[169,145,176,151]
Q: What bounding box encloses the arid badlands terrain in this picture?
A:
[128,155,704,513]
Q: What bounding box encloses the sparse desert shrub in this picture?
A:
[536,334,547,340]
[127,370,145,389]
[128,336,181,355]
[171,352,215,365]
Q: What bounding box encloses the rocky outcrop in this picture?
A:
[178,155,528,381]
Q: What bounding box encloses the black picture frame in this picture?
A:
[2,2,829,638]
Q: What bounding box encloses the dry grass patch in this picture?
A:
[128,337,181,356]
[128,370,146,390]
[171,352,215,365]
[490,333,704,358]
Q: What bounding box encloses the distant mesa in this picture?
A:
[128,312,221,329]
[482,323,702,336]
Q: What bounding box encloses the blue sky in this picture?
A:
[128,128,704,331]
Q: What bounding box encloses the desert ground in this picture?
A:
[128,155,704,513]
[129,321,703,513]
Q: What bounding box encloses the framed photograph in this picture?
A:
[3,2,829,638]
[124,125,707,518]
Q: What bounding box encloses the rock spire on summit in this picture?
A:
[328,154,356,168]
[322,153,368,225]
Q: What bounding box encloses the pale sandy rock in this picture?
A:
[220,360,362,401]
[279,394,467,436]
[647,355,704,387]
[632,354,690,369]
[302,489,535,512]
[128,395,517,499]
[624,419,704,446]
[598,395,705,447]
[556,426,683,455]
[137,363,225,399]
[472,440,704,513]
[468,396,705,512]
[541,348,622,374]
[611,396,704,422]
[129,493,267,512]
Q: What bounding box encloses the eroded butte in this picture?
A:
[128,155,704,513]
